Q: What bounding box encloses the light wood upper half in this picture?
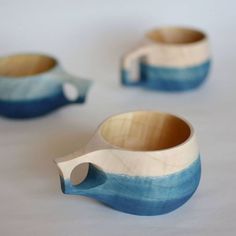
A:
[100,111,191,151]
[147,27,207,45]
[55,111,199,178]
[122,27,210,68]
[0,54,57,78]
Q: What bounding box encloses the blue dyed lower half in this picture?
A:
[0,90,86,119]
[60,157,201,216]
[122,60,210,91]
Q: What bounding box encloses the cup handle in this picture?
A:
[121,45,150,86]
[62,75,92,103]
[54,150,92,194]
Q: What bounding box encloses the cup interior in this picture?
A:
[100,111,191,151]
[0,54,57,78]
[147,27,206,45]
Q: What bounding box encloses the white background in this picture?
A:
[0,0,235,235]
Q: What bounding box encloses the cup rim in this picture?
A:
[98,110,195,153]
[146,26,208,46]
[0,53,59,79]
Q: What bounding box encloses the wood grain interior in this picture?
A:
[148,27,205,44]
[100,111,191,151]
[0,54,57,77]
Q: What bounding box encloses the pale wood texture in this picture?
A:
[147,27,206,44]
[55,111,199,181]
[100,111,190,151]
[122,26,210,69]
[0,54,57,77]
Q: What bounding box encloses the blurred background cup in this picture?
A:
[0,53,92,119]
[121,26,211,91]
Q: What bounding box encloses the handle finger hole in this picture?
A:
[70,162,89,186]
[63,82,80,101]
[70,163,107,189]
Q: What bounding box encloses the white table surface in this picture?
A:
[0,0,235,235]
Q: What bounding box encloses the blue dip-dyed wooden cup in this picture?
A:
[55,111,201,216]
[0,53,91,119]
[121,27,211,91]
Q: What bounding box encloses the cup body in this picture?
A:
[0,53,91,119]
[56,111,201,215]
[122,27,211,91]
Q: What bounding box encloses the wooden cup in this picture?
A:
[55,111,201,215]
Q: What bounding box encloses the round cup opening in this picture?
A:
[0,54,57,78]
[147,27,206,45]
[100,111,192,151]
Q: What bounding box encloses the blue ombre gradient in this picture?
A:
[60,156,201,216]
[0,68,91,119]
[122,60,210,91]
[0,91,86,119]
